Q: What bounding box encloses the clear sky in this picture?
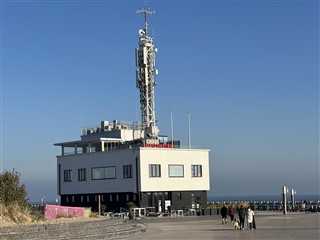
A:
[1,0,319,203]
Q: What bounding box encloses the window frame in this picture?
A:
[191,165,202,177]
[91,166,116,180]
[64,169,72,182]
[78,168,87,181]
[149,164,161,177]
[123,165,133,178]
[168,164,184,177]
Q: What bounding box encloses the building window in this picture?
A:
[169,165,184,177]
[126,194,129,201]
[123,165,132,178]
[95,195,97,202]
[101,195,104,202]
[133,194,136,201]
[72,196,74,203]
[149,164,161,177]
[110,195,113,202]
[116,194,119,201]
[191,165,202,177]
[81,196,83,202]
[64,170,72,182]
[177,193,182,200]
[92,166,116,180]
[66,196,69,203]
[78,168,86,181]
[87,196,90,202]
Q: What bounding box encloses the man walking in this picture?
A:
[238,205,246,230]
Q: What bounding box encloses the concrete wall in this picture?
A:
[0,219,144,240]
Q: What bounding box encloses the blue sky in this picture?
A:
[1,0,319,202]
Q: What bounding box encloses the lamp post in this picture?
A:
[282,186,288,215]
[291,189,296,211]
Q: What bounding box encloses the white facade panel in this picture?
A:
[139,148,210,192]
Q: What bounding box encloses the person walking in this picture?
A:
[238,205,246,230]
[247,208,255,230]
[228,205,235,223]
[221,205,228,224]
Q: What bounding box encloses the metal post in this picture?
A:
[98,195,101,215]
[291,189,296,211]
[282,186,288,215]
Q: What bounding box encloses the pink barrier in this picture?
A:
[44,205,85,220]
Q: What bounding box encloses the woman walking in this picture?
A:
[247,208,255,230]
[228,205,235,223]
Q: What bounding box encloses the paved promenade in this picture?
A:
[128,212,320,240]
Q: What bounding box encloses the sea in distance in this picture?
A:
[208,194,320,203]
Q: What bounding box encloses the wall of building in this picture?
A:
[57,149,137,195]
[138,148,210,192]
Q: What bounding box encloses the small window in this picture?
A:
[191,165,202,177]
[66,196,69,203]
[149,164,161,177]
[126,194,129,201]
[78,168,87,181]
[116,194,119,201]
[64,170,72,182]
[101,195,104,202]
[123,165,133,178]
[169,165,184,177]
[133,194,136,201]
[81,196,83,202]
[72,196,74,203]
[110,195,113,202]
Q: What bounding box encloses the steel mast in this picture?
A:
[136,6,159,141]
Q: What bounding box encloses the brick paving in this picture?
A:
[127,212,320,240]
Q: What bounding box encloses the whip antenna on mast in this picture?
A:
[136,4,155,35]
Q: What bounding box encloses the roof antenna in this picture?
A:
[136,0,155,35]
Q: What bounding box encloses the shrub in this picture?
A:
[0,169,28,207]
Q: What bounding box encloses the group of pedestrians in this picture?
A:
[220,204,256,230]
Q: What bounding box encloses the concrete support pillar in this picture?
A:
[101,141,105,152]
[291,189,296,211]
[88,142,92,153]
[282,186,288,215]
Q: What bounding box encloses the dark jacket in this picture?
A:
[238,207,246,219]
[221,206,228,216]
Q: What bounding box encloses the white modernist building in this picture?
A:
[54,7,210,213]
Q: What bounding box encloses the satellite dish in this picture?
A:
[139,29,145,36]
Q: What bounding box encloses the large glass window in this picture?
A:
[149,164,161,177]
[92,167,116,180]
[64,170,72,182]
[169,165,184,177]
[78,168,86,181]
[191,165,202,177]
[123,165,132,178]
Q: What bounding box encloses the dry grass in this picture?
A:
[0,204,104,228]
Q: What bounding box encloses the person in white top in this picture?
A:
[247,208,255,230]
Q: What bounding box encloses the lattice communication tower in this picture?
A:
[135,6,159,140]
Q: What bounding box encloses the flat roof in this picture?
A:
[54,138,122,147]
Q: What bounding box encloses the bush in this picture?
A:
[0,169,28,207]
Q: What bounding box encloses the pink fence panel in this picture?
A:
[44,205,85,220]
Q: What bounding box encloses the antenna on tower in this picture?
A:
[136,2,155,35]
